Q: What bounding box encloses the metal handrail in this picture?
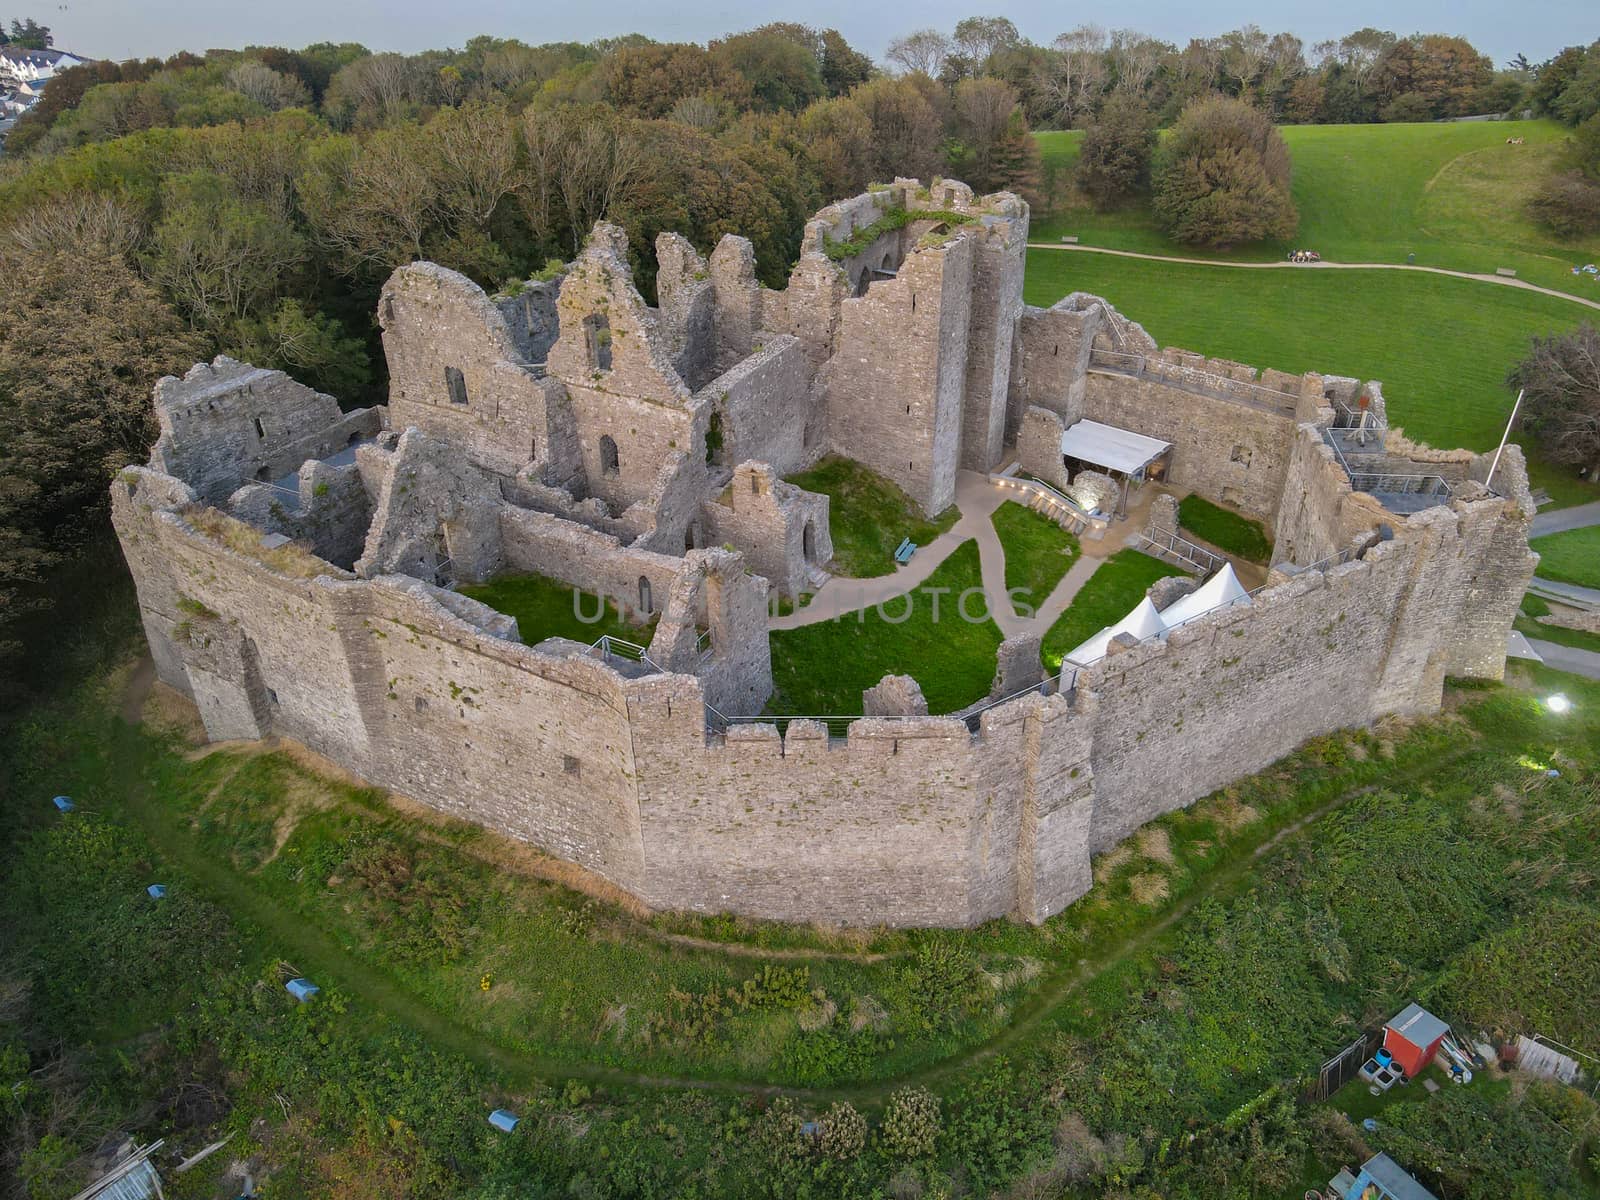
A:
[1139,527,1224,576]
[1349,472,1453,497]
[989,473,1102,524]
[1089,348,1299,410]
[591,634,666,674]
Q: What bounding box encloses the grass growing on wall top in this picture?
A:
[1529,526,1600,590]
[991,500,1080,615]
[457,572,656,647]
[784,455,959,578]
[767,539,1001,715]
[1177,495,1272,564]
[1039,548,1186,670]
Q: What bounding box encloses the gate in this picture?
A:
[1309,1031,1375,1101]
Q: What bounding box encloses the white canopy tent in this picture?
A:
[1063,597,1167,667]
[1059,419,1171,476]
[1063,564,1252,669]
[1157,563,1250,631]
[1058,419,1173,518]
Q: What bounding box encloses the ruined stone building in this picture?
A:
[112,179,1536,929]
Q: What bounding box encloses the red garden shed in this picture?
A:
[1382,1003,1449,1078]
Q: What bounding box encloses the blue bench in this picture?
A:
[894,538,917,564]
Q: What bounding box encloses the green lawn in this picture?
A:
[1034,119,1600,301]
[1529,526,1600,589]
[784,455,960,578]
[1040,548,1186,670]
[457,572,655,647]
[768,539,1001,714]
[1517,592,1600,654]
[991,500,1080,615]
[1177,495,1272,563]
[1024,249,1600,509]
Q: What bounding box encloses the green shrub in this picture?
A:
[819,1101,867,1161]
[880,1085,941,1160]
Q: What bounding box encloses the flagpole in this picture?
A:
[1485,388,1524,493]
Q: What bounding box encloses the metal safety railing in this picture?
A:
[590,634,666,674]
[1349,472,1454,499]
[1138,527,1225,576]
[1088,348,1300,413]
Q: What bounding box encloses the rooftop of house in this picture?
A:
[1385,1003,1449,1048]
[1348,1152,1439,1200]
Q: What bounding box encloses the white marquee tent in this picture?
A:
[1063,563,1251,669]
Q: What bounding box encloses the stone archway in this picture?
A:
[802,520,816,563]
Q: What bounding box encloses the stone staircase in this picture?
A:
[1023,489,1088,534]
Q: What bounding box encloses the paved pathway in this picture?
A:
[1530,500,1600,538]
[1025,243,1600,313]
[1529,578,1600,611]
[1526,638,1600,681]
[770,470,1102,640]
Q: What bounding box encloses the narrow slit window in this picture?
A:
[445,366,468,406]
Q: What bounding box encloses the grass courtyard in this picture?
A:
[1177,495,1272,563]
[457,572,655,647]
[990,500,1080,614]
[783,456,959,578]
[767,539,1002,715]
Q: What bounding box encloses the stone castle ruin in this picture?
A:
[112,179,1536,928]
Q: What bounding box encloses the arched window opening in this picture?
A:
[599,434,619,477]
[638,576,652,614]
[253,416,266,440]
[802,521,816,563]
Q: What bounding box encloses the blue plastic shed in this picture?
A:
[285,978,320,1002]
[52,795,73,812]
[488,1109,520,1133]
[147,884,167,899]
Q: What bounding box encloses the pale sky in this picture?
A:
[36,0,1596,68]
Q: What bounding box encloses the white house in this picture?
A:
[0,46,90,87]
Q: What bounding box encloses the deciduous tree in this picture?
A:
[1152,95,1297,246]
[1509,323,1600,478]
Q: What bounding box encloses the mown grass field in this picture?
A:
[1529,526,1600,589]
[1034,119,1600,300]
[1517,592,1600,654]
[1024,249,1600,508]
